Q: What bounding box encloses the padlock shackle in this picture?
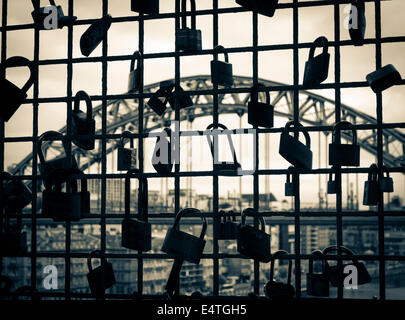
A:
[286,166,295,183]
[172,208,207,240]
[181,0,197,30]
[73,90,93,125]
[284,121,311,149]
[308,36,329,59]
[37,131,69,166]
[250,83,270,105]
[368,163,378,181]
[270,250,292,285]
[332,120,357,145]
[241,208,266,232]
[0,56,34,93]
[87,249,107,272]
[120,130,134,148]
[66,168,87,194]
[322,245,361,266]
[213,45,229,63]
[130,51,142,72]
[308,250,328,274]
[124,169,149,222]
[381,165,390,179]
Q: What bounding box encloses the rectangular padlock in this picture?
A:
[327,181,337,194]
[117,147,137,171]
[211,60,233,87]
[122,219,152,252]
[176,28,202,52]
[303,37,330,86]
[285,182,294,196]
[131,0,159,14]
[87,251,116,296]
[366,64,401,93]
[363,181,379,206]
[380,174,394,193]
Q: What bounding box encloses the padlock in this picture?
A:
[31,0,77,30]
[247,84,274,128]
[237,208,271,263]
[68,168,91,216]
[366,64,401,93]
[122,170,151,252]
[41,168,81,221]
[72,90,95,151]
[87,250,116,296]
[284,166,295,197]
[161,208,207,264]
[363,163,379,206]
[0,56,34,122]
[329,121,360,166]
[0,276,12,299]
[0,208,27,255]
[306,250,330,297]
[38,131,78,183]
[176,0,202,52]
[380,167,394,193]
[152,127,173,175]
[128,51,142,93]
[147,85,174,116]
[264,250,295,300]
[12,286,40,301]
[210,45,233,87]
[235,0,279,18]
[1,172,32,212]
[327,170,337,195]
[322,245,371,287]
[218,210,238,240]
[279,121,313,171]
[303,36,330,86]
[206,123,241,174]
[80,14,112,57]
[131,0,159,15]
[165,84,194,111]
[348,0,366,46]
[117,131,137,171]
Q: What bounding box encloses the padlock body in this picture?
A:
[121,218,152,252]
[176,28,202,52]
[327,181,337,194]
[247,101,274,128]
[306,273,329,297]
[161,228,206,264]
[42,190,81,221]
[380,177,394,193]
[210,60,233,87]
[72,112,95,150]
[279,132,313,171]
[131,0,159,14]
[235,0,278,18]
[167,91,193,110]
[326,262,371,287]
[329,143,360,166]
[363,180,379,206]
[147,95,167,116]
[39,155,78,183]
[80,15,112,57]
[87,263,116,296]
[0,232,27,255]
[348,4,366,46]
[265,281,295,300]
[3,180,32,212]
[0,78,27,122]
[366,64,401,93]
[117,147,137,171]
[31,6,65,30]
[128,69,142,92]
[285,182,294,196]
[303,52,330,86]
[218,221,238,240]
[237,224,271,263]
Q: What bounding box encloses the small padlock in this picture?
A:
[131,0,159,15]
[303,36,330,86]
[176,0,202,52]
[237,208,271,263]
[264,250,295,300]
[2,172,32,212]
[72,90,95,151]
[122,170,151,252]
[327,170,337,195]
[329,121,360,166]
[210,45,233,87]
[306,250,330,297]
[164,83,194,111]
[247,84,274,128]
[206,123,241,174]
[147,85,174,116]
[284,166,295,197]
[218,210,239,240]
[279,121,313,171]
[68,168,91,216]
[128,51,142,92]
[80,14,112,57]
[87,250,116,296]
[0,276,12,299]
[161,208,207,264]
[235,0,279,18]
[31,0,77,30]
[152,127,173,175]
[363,163,379,206]
[380,166,394,193]
[366,64,401,93]
[0,56,34,122]
[348,0,366,46]
[0,209,27,255]
[117,131,137,171]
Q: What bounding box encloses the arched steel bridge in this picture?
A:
[10,75,405,176]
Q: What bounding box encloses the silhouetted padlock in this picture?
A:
[247,84,274,128]
[306,250,330,297]
[166,84,194,110]
[329,121,360,166]
[0,276,12,299]
[152,127,173,175]
[176,0,202,52]
[131,0,159,14]
[235,0,279,17]
[366,64,401,93]
[122,170,151,252]
[147,85,174,116]
[284,166,295,197]
[72,90,95,151]
[211,45,233,87]
[303,36,330,86]
[264,250,295,300]
[237,208,271,263]
[117,131,137,171]
[0,209,27,255]
[327,170,337,195]
[161,208,207,264]
[322,245,371,287]
[2,172,32,212]
[80,14,112,57]
[218,210,238,240]
[31,0,77,30]
[69,168,91,216]
[279,121,313,171]
[380,167,393,193]
[348,0,366,46]
[0,56,34,122]
[87,250,116,296]
[128,51,142,92]
[363,164,379,206]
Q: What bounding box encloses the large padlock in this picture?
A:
[327,169,337,195]
[161,208,207,264]
[329,121,360,166]
[117,131,137,171]
[72,90,95,151]
[152,127,173,175]
[348,0,366,46]
[306,250,330,297]
[122,170,151,252]
[80,14,112,57]
[237,208,271,263]
[235,0,279,18]
[380,167,394,193]
[0,56,34,122]
[176,0,202,52]
[147,85,174,116]
[128,51,142,93]
[247,84,274,128]
[303,36,330,86]
[131,0,159,15]
[0,208,27,255]
[211,45,233,87]
[322,245,371,287]
[264,250,295,300]
[0,276,12,299]
[38,131,78,183]
[87,250,116,296]
[31,0,77,30]
[163,83,194,111]
[218,210,238,240]
[68,168,91,216]
[41,168,81,221]
[279,121,313,171]
[366,64,401,93]
[285,166,295,197]
[206,123,241,174]
[1,172,32,212]
[363,163,379,206]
